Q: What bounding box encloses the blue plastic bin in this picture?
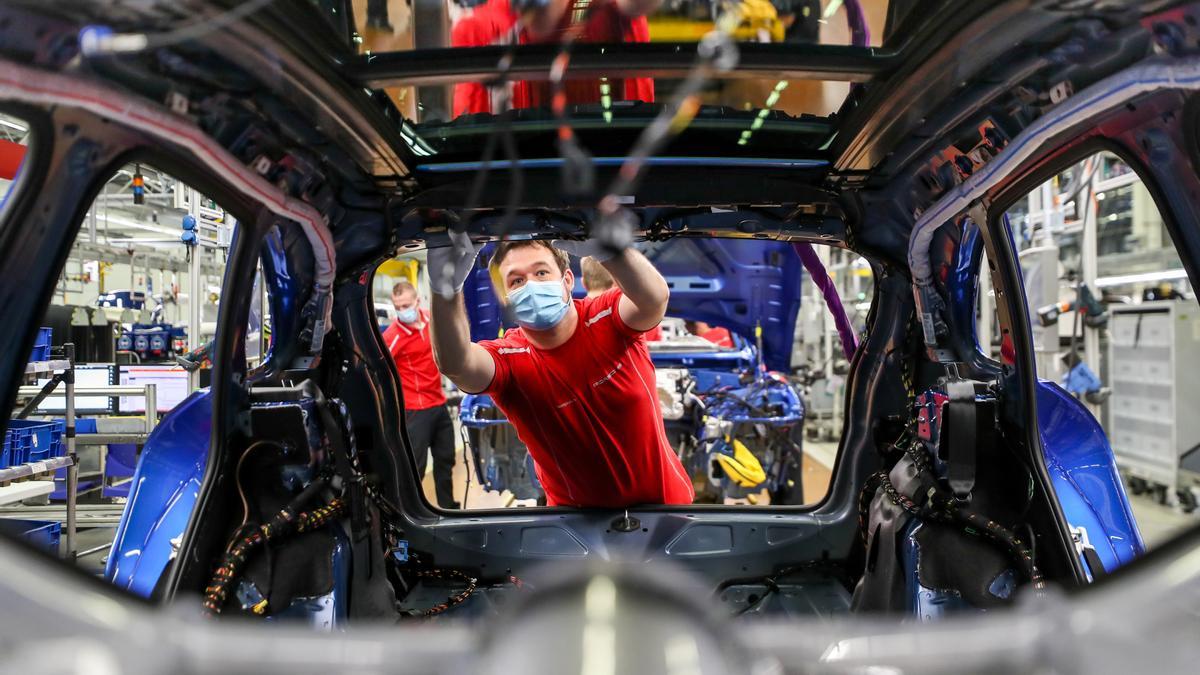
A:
[0,519,61,555]
[0,433,11,470]
[27,326,52,363]
[5,419,65,465]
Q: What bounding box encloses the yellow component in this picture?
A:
[755,322,762,338]
[646,18,715,42]
[377,259,418,286]
[648,0,784,43]
[714,438,767,488]
[251,599,269,615]
[488,261,507,301]
[735,0,785,43]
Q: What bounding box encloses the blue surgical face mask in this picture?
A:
[508,279,570,330]
[397,307,419,324]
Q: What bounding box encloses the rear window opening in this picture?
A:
[374,237,871,510]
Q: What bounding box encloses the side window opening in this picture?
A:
[7,162,237,579]
[1005,150,1199,557]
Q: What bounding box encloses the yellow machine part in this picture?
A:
[378,259,419,286]
[648,0,784,43]
[714,438,767,488]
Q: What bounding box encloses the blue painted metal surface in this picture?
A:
[463,243,507,344]
[259,225,300,369]
[460,393,508,427]
[947,219,985,356]
[645,238,804,372]
[106,390,211,597]
[1036,381,1145,572]
[465,239,803,372]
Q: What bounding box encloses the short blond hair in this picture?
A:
[580,256,614,292]
[392,280,416,298]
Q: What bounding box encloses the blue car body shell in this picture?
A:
[106,390,210,597]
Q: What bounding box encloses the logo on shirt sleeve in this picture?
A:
[585,308,612,327]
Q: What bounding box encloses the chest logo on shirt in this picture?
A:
[498,347,530,355]
[592,361,623,388]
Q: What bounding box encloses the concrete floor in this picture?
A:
[1128,494,1198,548]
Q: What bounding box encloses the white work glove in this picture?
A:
[428,228,484,299]
[553,209,635,263]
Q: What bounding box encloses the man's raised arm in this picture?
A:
[426,237,496,394]
[554,236,669,332]
[602,248,668,331]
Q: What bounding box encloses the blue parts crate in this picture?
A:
[28,326,51,363]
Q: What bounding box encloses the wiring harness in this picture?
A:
[399,550,529,618]
[201,482,346,616]
[859,422,1046,592]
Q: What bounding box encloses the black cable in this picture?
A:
[459,424,473,510]
[735,577,779,616]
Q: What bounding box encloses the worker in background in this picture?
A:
[581,255,661,340]
[685,320,733,348]
[428,238,692,508]
[384,281,459,509]
[450,0,660,117]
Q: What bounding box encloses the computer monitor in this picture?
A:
[34,364,116,414]
[117,365,191,413]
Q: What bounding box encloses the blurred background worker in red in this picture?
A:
[383,281,459,509]
[582,256,661,341]
[450,0,660,117]
[686,320,733,348]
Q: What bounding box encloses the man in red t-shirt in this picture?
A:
[450,0,659,117]
[428,238,692,508]
[686,320,734,348]
[383,281,458,509]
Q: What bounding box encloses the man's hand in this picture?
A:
[552,207,635,263]
[554,215,667,332]
[428,229,484,299]
[553,238,620,263]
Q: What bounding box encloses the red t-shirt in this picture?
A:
[450,0,655,117]
[644,324,662,342]
[384,310,447,410]
[478,288,693,507]
[701,326,733,348]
